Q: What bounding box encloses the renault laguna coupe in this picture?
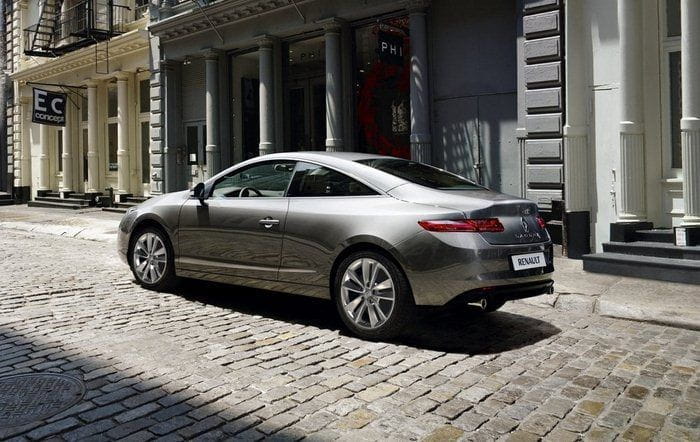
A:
[118,152,554,339]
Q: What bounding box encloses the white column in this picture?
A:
[258,36,275,155]
[409,0,432,163]
[38,122,50,191]
[564,0,589,213]
[324,19,344,151]
[617,0,646,222]
[86,80,99,194]
[115,72,131,195]
[20,96,31,190]
[681,0,700,225]
[204,51,221,178]
[61,99,73,193]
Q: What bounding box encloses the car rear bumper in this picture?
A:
[395,230,554,306]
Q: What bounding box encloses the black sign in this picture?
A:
[378,31,405,65]
[32,88,66,126]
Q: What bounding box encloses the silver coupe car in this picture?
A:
[118,152,554,339]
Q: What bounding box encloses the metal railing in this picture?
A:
[24,0,132,56]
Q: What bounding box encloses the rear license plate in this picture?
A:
[510,252,546,271]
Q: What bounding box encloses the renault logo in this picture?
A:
[521,217,529,233]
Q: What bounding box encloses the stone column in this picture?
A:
[324,19,344,151]
[617,0,646,222]
[408,0,432,163]
[86,80,99,194]
[258,36,275,155]
[61,98,73,194]
[204,50,221,178]
[162,60,181,193]
[681,0,700,225]
[38,122,50,192]
[563,0,590,257]
[115,72,131,195]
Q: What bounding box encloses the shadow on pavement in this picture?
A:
[172,278,561,355]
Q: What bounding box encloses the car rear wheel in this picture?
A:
[334,251,413,340]
[129,227,176,291]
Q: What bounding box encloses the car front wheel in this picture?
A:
[129,227,176,291]
[334,251,414,340]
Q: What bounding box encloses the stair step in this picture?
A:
[115,202,138,208]
[0,199,14,206]
[603,241,700,260]
[582,252,700,285]
[28,200,84,210]
[102,207,127,214]
[634,229,674,244]
[35,196,89,205]
[126,197,149,203]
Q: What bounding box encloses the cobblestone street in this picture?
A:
[0,229,698,441]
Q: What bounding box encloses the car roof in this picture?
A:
[228,151,409,192]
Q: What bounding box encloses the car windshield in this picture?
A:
[356,158,482,190]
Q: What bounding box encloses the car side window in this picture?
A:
[211,161,296,198]
[287,162,378,197]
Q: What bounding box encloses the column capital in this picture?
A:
[113,71,131,81]
[84,79,98,88]
[203,49,222,61]
[405,0,431,13]
[318,17,345,33]
[256,35,278,49]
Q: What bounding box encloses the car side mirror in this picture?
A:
[193,182,208,206]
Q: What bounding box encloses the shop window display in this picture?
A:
[354,17,410,159]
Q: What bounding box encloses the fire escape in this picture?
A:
[24,0,130,59]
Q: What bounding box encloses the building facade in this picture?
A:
[148,0,527,198]
[564,0,700,254]
[6,0,151,205]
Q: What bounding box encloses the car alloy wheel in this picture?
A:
[132,232,168,285]
[340,258,396,330]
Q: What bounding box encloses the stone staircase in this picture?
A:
[582,228,700,285]
[102,195,150,214]
[27,191,100,210]
[0,192,13,206]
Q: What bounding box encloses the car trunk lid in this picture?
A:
[388,183,549,245]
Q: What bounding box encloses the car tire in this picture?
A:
[334,250,414,340]
[128,226,177,292]
[479,297,506,313]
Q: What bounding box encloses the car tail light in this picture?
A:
[536,215,547,229]
[418,219,505,233]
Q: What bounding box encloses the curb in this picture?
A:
[517,292,700,331]
[0,221,116,243]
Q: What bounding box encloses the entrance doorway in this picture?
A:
[285,35,326,152]
[288,76,325,151]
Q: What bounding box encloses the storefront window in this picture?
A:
[285,36,326,151]
[139,79,150,113]
[354,17,410,159]
[141,121,150,183]
[57,130,63,172]
[108,86,118,118]
[108,122,118,171]
[669,51,682,169]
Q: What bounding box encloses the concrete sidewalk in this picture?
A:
[1,204,698,330]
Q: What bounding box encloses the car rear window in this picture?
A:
[356,158,482,190]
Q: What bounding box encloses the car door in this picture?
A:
[279,161,383,287]
[177,160,296,282]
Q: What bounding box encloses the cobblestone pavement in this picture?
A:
[0,229,698,441]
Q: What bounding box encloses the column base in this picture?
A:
[673,226,700,246]
[681,215,700,226]
[259,142,274,156]
[410,142,431,164]
[325,139,344,152]
[13,186,30,204]
[564,211,591,259]
[610,221,653,243]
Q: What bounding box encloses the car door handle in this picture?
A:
[259,218,280,228]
